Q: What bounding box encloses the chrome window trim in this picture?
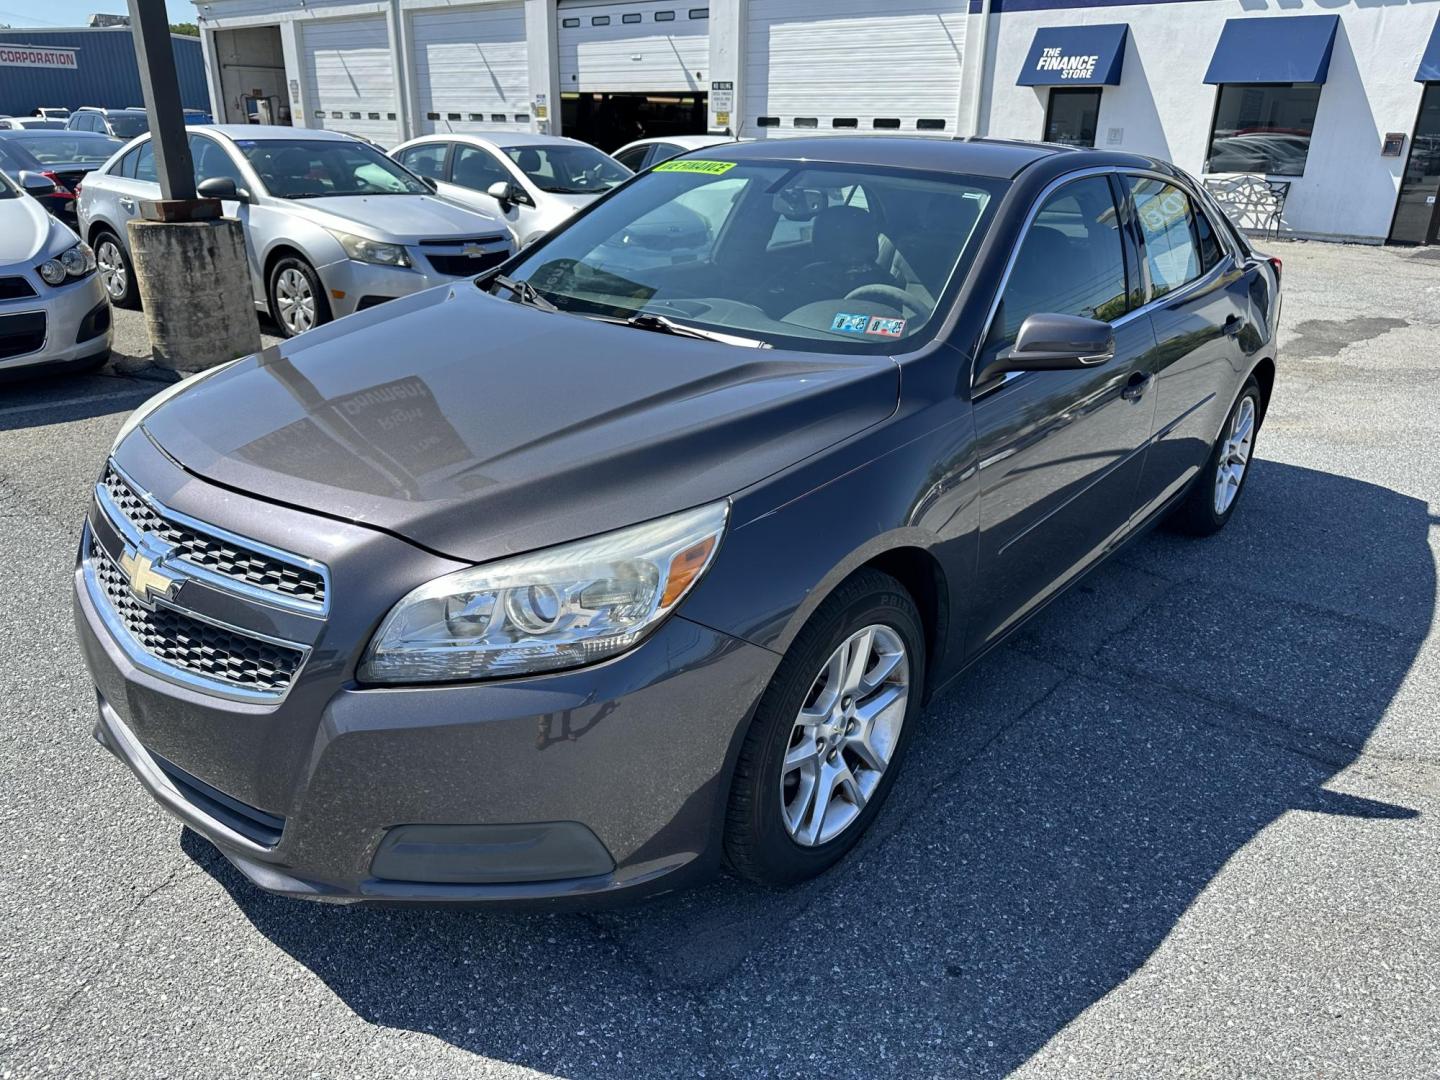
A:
[971,166,1235,398]
[82,528,309,705]
[99,458,330,617]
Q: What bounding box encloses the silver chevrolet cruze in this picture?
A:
[75,125,514,337]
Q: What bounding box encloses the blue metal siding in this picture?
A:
[0,28,208,115]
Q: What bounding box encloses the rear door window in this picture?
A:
[398,142,448,181]
[613,145,651,171]
[132,142,157,184]
[1124,177,1201,298]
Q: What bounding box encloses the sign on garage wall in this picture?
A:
[0,43,79,69]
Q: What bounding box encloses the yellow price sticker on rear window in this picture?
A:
[652,159,736,175]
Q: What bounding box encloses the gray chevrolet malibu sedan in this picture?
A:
[75,138,1281,906]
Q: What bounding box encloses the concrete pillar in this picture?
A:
[127,219,261,373]
[524,0,561,135]
[708,0,744,137]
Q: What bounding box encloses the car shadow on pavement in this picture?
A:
[184,459,1432,1077]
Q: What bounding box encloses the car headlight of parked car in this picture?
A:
[361,500,730,683]
[36,242,96,286]
[329,230,411,268]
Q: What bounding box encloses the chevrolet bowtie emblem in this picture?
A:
[118,547,178,604]
[461,243,485,258]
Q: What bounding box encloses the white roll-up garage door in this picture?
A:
[412,4,531,135]
[558,0,710,94]
[744,0,966,138]
[301,16,401,147]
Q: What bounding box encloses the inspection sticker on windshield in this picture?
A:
[652,159,736,175]
[865,316,906,338]
[831,313,871,334]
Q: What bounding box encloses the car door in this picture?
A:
[1122,174,1254,521]
[967,172,1160,652]
[104,139,161,253]
[446,142,525,239]
[189,132,264,300]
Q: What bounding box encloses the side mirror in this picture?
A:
[18,170,59,197]
[421,175,438,193]
[980,313,1115,384]
[486,180,515,205]
[197,176,249,202]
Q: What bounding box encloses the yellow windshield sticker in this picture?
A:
[653,159,736,175]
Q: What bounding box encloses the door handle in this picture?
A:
[1223,315,1243,338]
[1121,371,1152,402]
[119,197,135,212]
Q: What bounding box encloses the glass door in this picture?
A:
[1390,84,1440,245]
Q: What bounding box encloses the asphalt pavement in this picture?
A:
[1,242,1438,1078]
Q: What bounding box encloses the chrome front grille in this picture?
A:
[90,539,303,695]
[101,464,326,610]
[85,459,327,703]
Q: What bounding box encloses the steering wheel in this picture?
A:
[844,284,930,318]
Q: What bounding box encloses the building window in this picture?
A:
[1207,83,1320,176]
[562,17,579,27]
[689,7,708,17]
[793,117,818,128]
[469,113,483,121]
[514,113,530,123]
[313,110,323,118]
[655,10,675,21]
[426,112,440,121]
[331,111,343,119]
[832,117,857,128]
[368,112,381,120]
[592,15,610,25]
[491,113,506,122]
[916,118,946,131]
[873,118,900,129]
[447,113,461,120]
[1044,87,1101,148]
[349,112,361,120]
[623,12,641,23]
[756,116,778,127]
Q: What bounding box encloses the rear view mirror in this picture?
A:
[487,180,515,204]
[197,177,250,202]
[18,170,58,197]
[983,313,1115,383]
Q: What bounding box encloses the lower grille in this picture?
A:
[91,539,304,696]
[425,249,509,277]
[0,311,45,359]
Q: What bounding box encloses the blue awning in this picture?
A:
[1017,24,1128,86]
[1418,16,1440,81]
[1204,15,1340,85]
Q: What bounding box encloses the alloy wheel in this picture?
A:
[1214,395,1256,515]
[780,624,910,847]
[96,239,126,301]
[275,267,316,335]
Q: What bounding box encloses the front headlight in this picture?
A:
[360,500,729,684]
[36,242,96,286]
[330,230,411,267]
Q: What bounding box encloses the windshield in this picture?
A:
[498,159,1004,353]
[108,114,149,138]
[12,132,118,164]
[235,138,430,199]
[503,144,630,195]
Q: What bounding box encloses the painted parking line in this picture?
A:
[0,387,156,419]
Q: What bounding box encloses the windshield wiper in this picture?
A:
[620,312,771,349]
[489,274,559,313]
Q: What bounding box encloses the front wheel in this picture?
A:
[1167,376,1262,536]
[93,231,137,309]
[724,569,925,886]
[267,256,330,338]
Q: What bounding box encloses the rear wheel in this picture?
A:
[93,231,137,309]
[724,569,924,886]
[1167,376,1262,536]
[267,255,330,338]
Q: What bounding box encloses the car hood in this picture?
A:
[0,194,51,263]
[142,284,899,564]
[277,193,507,242]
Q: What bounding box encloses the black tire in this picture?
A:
[266,255,331,339]
[92,230,138,309]
[1167,376,1263,537]
[724,569,925,886]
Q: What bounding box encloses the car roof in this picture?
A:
[0,128,114,139]
[204,124,356,142]
[625,135,735,150]
[398,131,594,151]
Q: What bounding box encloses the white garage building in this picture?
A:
[192,0,1440,244]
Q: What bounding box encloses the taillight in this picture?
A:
[1267,255,1282,284]
[41,171,75,199]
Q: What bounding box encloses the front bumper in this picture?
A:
[73,455,778,906]
[318,239,511,319]
[0,270,110,374]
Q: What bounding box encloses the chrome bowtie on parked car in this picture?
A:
[0,169,110,377]
[75,138,1281,907]
[76,125,514,337]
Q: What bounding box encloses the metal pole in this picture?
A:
[127,0,197,204]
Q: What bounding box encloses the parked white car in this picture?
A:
[0,170,110,376]
[612,134,740,172]
[391,133,631,247]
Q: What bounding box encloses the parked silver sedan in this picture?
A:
[76,125,514,337]
[0,170,110,376]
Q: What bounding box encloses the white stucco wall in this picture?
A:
[976,0,1437,242]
